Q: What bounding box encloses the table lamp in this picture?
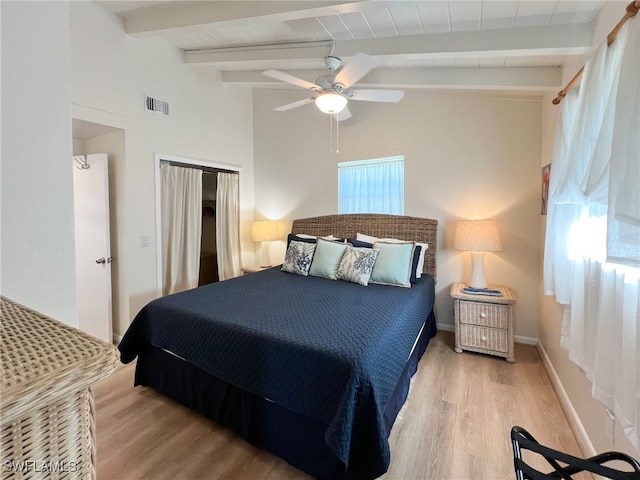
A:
[454,219,502,289]
[251,220,280,267]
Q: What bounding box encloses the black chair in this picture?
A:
[511,426,640,480]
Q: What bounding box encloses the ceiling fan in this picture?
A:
[263,53,404,121]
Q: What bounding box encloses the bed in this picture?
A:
[118,213,438,479]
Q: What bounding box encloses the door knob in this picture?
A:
[95,257,106,264]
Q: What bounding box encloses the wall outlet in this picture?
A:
[140,235,150,248]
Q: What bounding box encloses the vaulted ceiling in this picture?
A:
[96,1,612,93]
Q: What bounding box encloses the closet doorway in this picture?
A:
[199,173,218,285]
[154,155,241,297]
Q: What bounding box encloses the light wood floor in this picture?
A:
[94,331,587,479]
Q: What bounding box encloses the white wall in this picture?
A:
[253,89,542,337]
[69,2,255,329]
[1,2,79,326]
[538,1,637,457]
[0,1,254,335]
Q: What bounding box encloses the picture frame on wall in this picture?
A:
[541,163,551,215]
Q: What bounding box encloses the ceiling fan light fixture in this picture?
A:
[315,91,348,114]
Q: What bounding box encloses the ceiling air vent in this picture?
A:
[145,96,169,115]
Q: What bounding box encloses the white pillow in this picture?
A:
[356,232,428,277]
[355,232,378,244]
[297,234,340,241]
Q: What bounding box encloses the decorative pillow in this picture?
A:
[308,238,349,280]
[281,240,316,276]
[346,238,374,248]
[356,233,428,278]
[414,242,428,278]
[336,246,380,286]
[287,234,343,247]
[351,236,422,283]
[409,245,422,283]
[370,241,416,287]
[287,233,317,247]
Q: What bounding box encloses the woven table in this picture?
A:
[450,283,516,362]
[1,297,118,479]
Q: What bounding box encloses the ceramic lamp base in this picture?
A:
[468,251,488,289]
[259,242,272,268]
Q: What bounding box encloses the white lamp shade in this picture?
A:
[251,220,279,242]
[314,91,348,114]
[454,220,502,252]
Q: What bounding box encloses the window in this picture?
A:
[543,16,639,454]
[338,156,404,215]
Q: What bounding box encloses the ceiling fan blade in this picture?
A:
[263,70,320,91]
[348,89,405,103]
[333,53,377,89]
[274,97,315,112]
[337,106,352,122]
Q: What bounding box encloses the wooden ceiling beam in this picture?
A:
[184,24,592,65]
[124,1,379,36]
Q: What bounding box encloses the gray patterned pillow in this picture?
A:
[336,245,380,286]
[281,240,316,276]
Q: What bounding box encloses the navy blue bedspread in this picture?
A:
[119,268,436,479]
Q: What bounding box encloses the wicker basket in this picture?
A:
[1,297,118,479]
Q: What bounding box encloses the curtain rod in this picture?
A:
[553,0,639,105]
[163,160,237,175]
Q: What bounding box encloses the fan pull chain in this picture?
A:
[335,113,340,153]
[329,111,333,152]
[328,113,340,153]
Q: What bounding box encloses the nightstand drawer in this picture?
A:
[459,301,508,329]
[458,325,509,354]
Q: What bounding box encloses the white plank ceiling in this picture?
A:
[95,1,621,92]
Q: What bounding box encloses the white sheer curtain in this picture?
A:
[216,172,241,280]
[338,157,404,214]
[160,165,202,295]
[607,15,640,267]
[544,14,640,454]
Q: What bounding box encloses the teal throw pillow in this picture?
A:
[308,238,349,280]
[370,241,416,287]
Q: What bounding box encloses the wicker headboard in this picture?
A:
[291,214,437,279]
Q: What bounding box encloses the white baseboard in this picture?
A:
[514,334,537,345]
[436,322,454,332]
[536,341,596,457]
[112,333,122,344]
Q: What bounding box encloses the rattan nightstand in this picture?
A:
[450,283,516,362]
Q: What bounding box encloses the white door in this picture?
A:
[73,154,113,343]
